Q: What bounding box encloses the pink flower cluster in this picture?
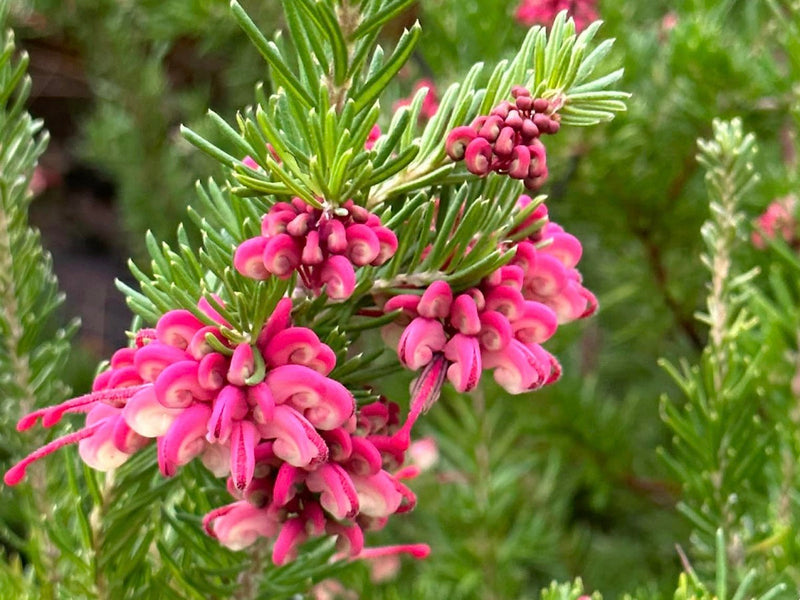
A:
[509,195,597,324]
[382,195,596,407]
[234,199,398,300]
[446,86,558,191]
[752,195,798,249]
[5,298,423,564]
[384,277,561,398]
[514,0,599,33]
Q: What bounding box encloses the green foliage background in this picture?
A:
[1,0,799,598]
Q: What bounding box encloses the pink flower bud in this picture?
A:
[272,463,305,507]
[266,364,354,430]
[197,352,227,392]
[227,343,257,386]
[351,471,403,518]
[156,309,205,350]
[123,386,182,438]
[134,342,189,382]
[234,236,270,280]
[229,420,259,491]
[449,293,481,335]
[508,144,531,179]
[490,100,514,119]
[478,115,504,142]
[372,226,398,265]
[321,219,348,253]
[521,118,539,140]
[494,126,517,157]
[417,280,453,319]
[540,231,583,269]
[301,230,324,265]
[346,223,381,266]
[444,333,482,392]
[78,406,134,471]
[286,212,311,237]
[513,301,558,344]
[206,385,248,444]
[319,255,356,300]
[482,339,540,394]
[306,463,359,520]
[465,138,493,176]
[159,403,213,469]
[204,501,280,551]
[525,253,567,296]
[511,85,530,98]
[398,317,447,370]
[505,109,523,130]
[242,156,259,170]
[445,126,478,161]
[344,436,383,476]
[478,310,513,351]
[262,208,297,237]
[273,518,307,565]
[484,286,525,321]
[155,360,215,408]
[187,326,227,361]
[516,95,533,111]
[258,405,328,467]
[262,233,302,278]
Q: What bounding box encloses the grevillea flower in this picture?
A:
[514,0,599,33]
[446,86,560,191]
[234,198,398,300]
[509,195,597,324]
[382,273,562,424]
[6,298,427,565]
[393,78,439,122]
[752,195,798,249]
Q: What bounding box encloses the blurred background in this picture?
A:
[4,0,799,597]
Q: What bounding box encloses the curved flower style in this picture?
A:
[514,0,599,33]
[509,196,597,324]
[5,298,425,564]
[234,198,398,300]
[446,86,559,191]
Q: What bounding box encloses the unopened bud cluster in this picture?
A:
[446,86,560,191]
[234,199,398,300]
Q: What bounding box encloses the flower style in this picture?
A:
[508,195,597,324]
[234,198,398,300]
[5,298,425,565]
[514,0,599,33]
[446,86,559,191]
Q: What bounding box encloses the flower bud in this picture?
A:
[445,126,477,161]
[464,138,493,176]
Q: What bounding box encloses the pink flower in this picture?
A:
[7,297,432,567]
[509,197,598,324]
[446,87,559,191]
[515,0,599,33]
[752,195,798,249]
[234,199,397,300]
[384,273,562,408]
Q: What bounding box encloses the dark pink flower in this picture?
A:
[446,87,560,191]
[234,199,397,300]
